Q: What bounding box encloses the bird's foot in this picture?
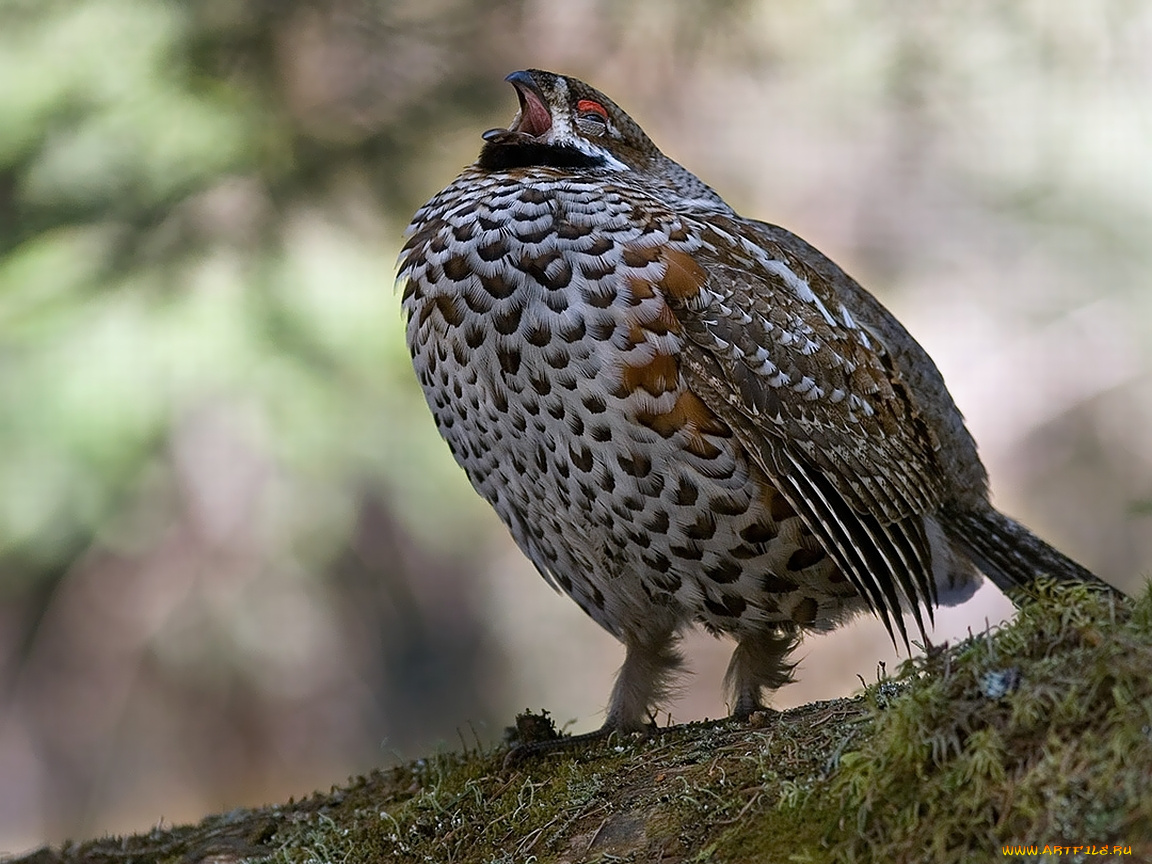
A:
[502,710,657,768]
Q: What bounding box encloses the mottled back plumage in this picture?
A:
[399,69,1109,734]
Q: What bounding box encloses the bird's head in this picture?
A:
[477,69,731,213]
[478,69,660,173]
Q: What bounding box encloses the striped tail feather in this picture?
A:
[940,504,1116,595]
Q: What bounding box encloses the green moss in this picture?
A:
[828,580,1152,863]
[16,581,1152,864]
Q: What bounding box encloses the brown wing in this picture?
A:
[656,216,948,644]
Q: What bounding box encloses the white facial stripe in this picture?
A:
[547,79,576,140]
[569,137,630,171]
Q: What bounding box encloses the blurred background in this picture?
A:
[1,0,1149,853]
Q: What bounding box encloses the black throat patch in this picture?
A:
[478,140,607,172]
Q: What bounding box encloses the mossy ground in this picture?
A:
[11,581,1152,864]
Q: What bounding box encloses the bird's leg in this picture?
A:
[604,627,683,732]
[724,628,798,719]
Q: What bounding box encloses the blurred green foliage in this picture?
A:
[0,1,528,841]
[0,0,518,583]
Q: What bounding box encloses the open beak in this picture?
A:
[504,71,552,138]
[501,70,553,138]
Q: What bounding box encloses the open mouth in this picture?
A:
[481,71,562,148]
[504,70,552,138]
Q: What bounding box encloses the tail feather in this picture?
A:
[940,504,1113,595]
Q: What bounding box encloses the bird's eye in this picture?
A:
[576,99,609,125]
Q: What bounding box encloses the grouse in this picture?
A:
[399,69,1110,737]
